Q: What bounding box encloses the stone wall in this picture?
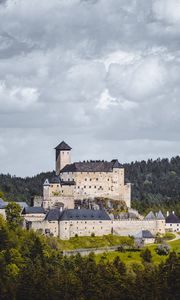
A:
[43,195,74,210]
[113,219,165,236]
[59,220,112,239]
[60,167,131,207]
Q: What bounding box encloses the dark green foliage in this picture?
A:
[0,171,55,204]
[0,216,180,300]
[140,248,152,263]
[124,156,180,214]
[156,244,170,256]
[5,202,23,228]
[1,156,180,212]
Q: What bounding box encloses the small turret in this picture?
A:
[43,178,50,200]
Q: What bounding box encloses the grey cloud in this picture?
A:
[0,0,180,176]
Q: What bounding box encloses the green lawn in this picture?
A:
[52,233,180,266]
[95,238,180,265]
[55,234,134,251]
[167,239,180,252]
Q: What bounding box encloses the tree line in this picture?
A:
[0,156,180,214]
[0,211,180,300]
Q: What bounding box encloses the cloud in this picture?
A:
[0,81,40,112]
[0,0,180,176]
[153,0,180,24]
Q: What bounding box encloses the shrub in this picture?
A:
[140,248,152,263]
[91,232,95,237]
[117,245,126,252]
[156,244,170,256]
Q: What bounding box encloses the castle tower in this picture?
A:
[55,141,72,175]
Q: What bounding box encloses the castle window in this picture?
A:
[62,190,63,193]
[96,178,98,181]
[89,186,91,188]
[90,178,92,181]
[94,186,96,188]
[62,152,64,154]
[107,179,109,181]
[85,178,87,181]
[84,186,86,188]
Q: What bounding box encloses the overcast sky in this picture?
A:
[0,0,180,177]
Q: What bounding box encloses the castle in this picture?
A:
[22,141,165,240]
[40,141,131,210]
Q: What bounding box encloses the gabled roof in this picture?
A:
[156,211,165,220]
[43,179,50,186]
[22,207,46,214]
[49,177,61,184]
[60,159,122,173]
[55,141,72,151]
[0,199,28,209]
[60,209,111,221]
[145,211,156,220]
[45,209,62,221]
[166,213,180,224]
[135,230,154,238]
[142,230,154,238]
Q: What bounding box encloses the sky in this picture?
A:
[0,0,180,177]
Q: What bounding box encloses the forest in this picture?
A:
[0,156,180,214]
[0,211,180,300]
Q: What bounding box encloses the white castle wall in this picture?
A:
[113,219,165,236]
[60,168,131,207]
[59,219,112,240]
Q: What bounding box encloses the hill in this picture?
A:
[0,156,180,214]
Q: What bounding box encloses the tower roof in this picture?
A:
[166,213,180,224]
[60,159,123,173]
[55,141,72,151]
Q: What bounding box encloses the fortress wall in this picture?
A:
[60,168,130,207]
[30,220,59,237]
[113,219,165,236]
[59,220,112,240]
[43,195,74,209]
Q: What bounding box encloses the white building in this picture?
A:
[165,212,180,232]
